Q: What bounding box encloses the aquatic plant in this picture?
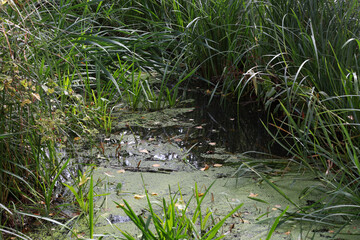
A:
[113,181,243,240]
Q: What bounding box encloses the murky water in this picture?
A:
[29,93,359,239]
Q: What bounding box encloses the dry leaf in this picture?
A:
[198,192,204,197]
[195,126,203,129]
[134,194,145,199]
[139,149,149,154]
[74,137,81,141]
[21,99,31,107]
[284,231,291,235]
[274,204,281,208]
[104,172,114,177]
[31,93,41,101]
[249,192,258,198]
[151,192,158,196]
[200,164,210,171]
[272,208,278,211]
[148,137,156,141]
[213,164,222,167]
[173,138,182,142]
[208,142,216,146]
[152,164,161,168]
[116,203,125,208]
[117,169,126,173]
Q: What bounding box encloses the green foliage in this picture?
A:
[114,181,243,240]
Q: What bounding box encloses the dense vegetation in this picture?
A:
[1,0,360,238]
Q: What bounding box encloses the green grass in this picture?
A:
[114,180,243,240]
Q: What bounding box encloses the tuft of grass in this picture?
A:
[114,180,243,239]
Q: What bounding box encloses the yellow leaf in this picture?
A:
[134,194,145,199]
[21,80,28,88]
[74,137,81,141]
[21,99,31,107]
[79,176,90,186]
[151,192,158,196]
[1,0,8,5]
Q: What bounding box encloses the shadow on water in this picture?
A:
[120,90,285,164]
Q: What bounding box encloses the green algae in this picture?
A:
[27,102,360,240]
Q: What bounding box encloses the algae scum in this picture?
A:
[34,94,355,239]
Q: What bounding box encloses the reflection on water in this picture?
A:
[110,91,284,164]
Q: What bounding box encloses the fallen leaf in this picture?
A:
[198,192,205,197]
[328,230,334,233]
[272,208,278,211]
[117,169,125,173]
[213,164,222,167]
[274,204,281,208]
[173,138,182,142]
[74,137,81,141]
[148,137,156,141]
[104,172,114,177]
[116,203,125,208]
[139,149,149,154]
[229,118,235,121]
[195,125,203,129]
[208,142,216,146]
[200,164,210,171]
[284,231,291,235]
[152,164,161,168]
[151,192,158,196]
[134,194,145,199]
[249,192,258,198]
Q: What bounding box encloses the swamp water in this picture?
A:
[34,93,357,239]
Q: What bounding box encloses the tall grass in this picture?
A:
[245,0,360,228]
